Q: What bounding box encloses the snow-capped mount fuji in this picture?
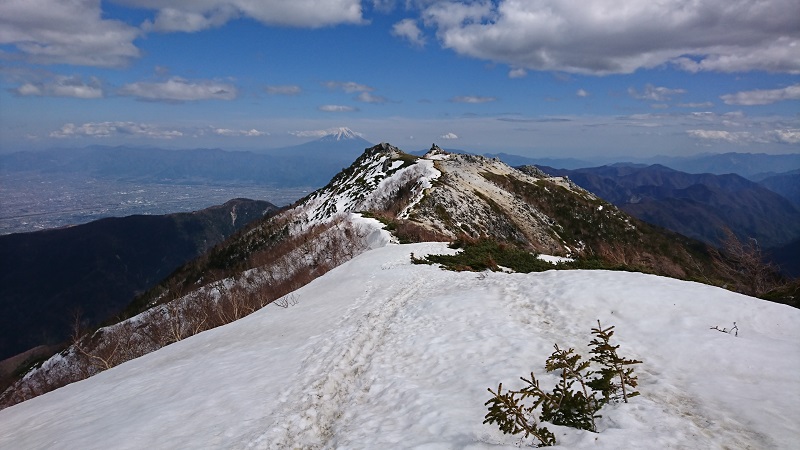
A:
[254,127,373,187]
[0,142,755,411]
[317,126,364,142]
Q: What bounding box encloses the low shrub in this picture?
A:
[485,321,641,447]
[412,237,634,274]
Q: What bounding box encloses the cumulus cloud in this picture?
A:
[576,89,589,97]
[124,0,364,31]
[687,130,756,144]
[323,81,373,93]
[440,132,458,139]
[318,104,357,112]
[0,0,141,67]
[766,129,800,144]
[212,127,267,137]
[119,77,237,102]
[142,6,236,33]
[508,68,527,78]
[13,75,103,99]
[451,95,496,104]
[678,102,715,108]
[687,128,800,145]
[356,92,388,104]
[50,122,183,139]
[265,84,302,95]
[392,18,426,47]
[628,84,686,101]
[720,84,800,105]
[0,1,366,68]
[419,0,800,75]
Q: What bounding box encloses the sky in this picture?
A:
[1,0,799,158]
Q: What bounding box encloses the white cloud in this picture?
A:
[13,75,103,99]
[672,36,800,73]
[687,128,800,145]
[576,89,589,97]
[323,81,373,93]
[142,6,237,33]
[451,95,496,104]
[122,0,364,31]
[392,18,426,47]
[265,85,302,95]
[508,68,527,78]
[420,0,800,75]
[0,1,365,68]
[720,84,800,105]
[0,0,141,67]
[628,84,686,101]
[356,92,388,104]
[677,102,715,108]
[119,77,237,101]
[440,132,458,139]
[212,127,267,137]
[318,104,357,112]
[765,129,800,144]
[50,122,183,139]
[324,81,388,103]
[687,129,763,145]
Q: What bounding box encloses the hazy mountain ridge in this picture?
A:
[0,130,373,188]
[0,198,277,363]
[656,152,800,178]
[537,164,800,251]
[757,170,800,207]
[487,151,800,179]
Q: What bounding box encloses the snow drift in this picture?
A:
[0,242,797,449]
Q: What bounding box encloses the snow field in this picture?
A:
[0,242,798,449]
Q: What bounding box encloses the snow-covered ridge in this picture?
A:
[295,143,439,226]
[292,142,655,259]
[1,243,797,448]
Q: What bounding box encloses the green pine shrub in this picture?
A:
[484,321,641,447]
[587,321,642,403]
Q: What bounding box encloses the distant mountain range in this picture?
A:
[0,198,277,362]
[651,152,800,179]
[535,164,800,275]
[489,151,800,180]
[0,128,373,189]
[755,170,800,207]
[5,138,796,194]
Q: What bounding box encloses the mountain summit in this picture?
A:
[317,127,364,141]
[294,143,722,280]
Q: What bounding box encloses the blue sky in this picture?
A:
[1,0,798,158]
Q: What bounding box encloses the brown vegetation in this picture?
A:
[0,215,372,410]
[710,228,784,298]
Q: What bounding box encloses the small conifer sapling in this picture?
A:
[588,320,642,403]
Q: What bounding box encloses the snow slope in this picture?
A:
[1,243,798,449]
